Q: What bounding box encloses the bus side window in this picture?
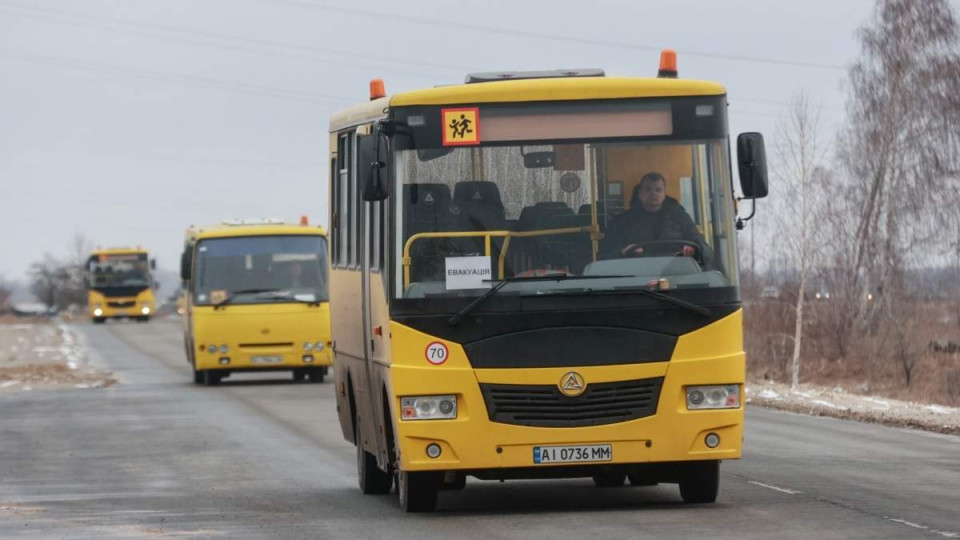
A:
[331,157,340,266]
[338,132,352,268]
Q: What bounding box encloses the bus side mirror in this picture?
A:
[150,258,157,270]
[737,132,769,199]
[180,250,192,281]
[359,131,389,202]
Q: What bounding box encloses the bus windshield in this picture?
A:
[89,254,151,289]
[193,235,329,306]
[394,139,738,299]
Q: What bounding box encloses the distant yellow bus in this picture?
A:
[179,219,332,386]
[328,53,769,512]
[86,248,157,323]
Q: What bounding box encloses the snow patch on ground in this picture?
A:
[0,321,116,394]
[749,381,960,435]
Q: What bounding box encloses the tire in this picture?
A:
[592,473,626,487]
[137,316,150,323]
[292,370,307,382]
[92,317,105,325]
[678,460,720,504]
[397,470,439,513]
[308,368,325,383]
[192,366,203,385]
[202,370,221,386]
[356,437,393,495]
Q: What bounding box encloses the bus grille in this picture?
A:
[479,377,663,427]
[107,300,135,308]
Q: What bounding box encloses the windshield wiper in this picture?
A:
[595,286,711,317]
[213,288,284,310]
[448,274,630,326]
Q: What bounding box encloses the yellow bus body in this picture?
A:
[329,68,763,510]
[182,223,332,385]
[387,311,742,472]
[87,248,156,322]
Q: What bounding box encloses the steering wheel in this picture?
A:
[623,240,700,260]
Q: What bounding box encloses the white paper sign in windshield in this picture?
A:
[445,256,492,290]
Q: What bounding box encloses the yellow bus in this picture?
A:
[179,219,332,386]
[328,52,768,511]
[86,247,157,323]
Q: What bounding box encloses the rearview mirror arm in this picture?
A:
[735,197,757,230]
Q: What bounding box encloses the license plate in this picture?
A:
[251,356,283,364]
[533,444,612,464]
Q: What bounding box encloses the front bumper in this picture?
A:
[195,347,333,371]
[392,357,743,473]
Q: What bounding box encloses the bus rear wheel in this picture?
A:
[678,460,719,504]
[397,470,438,513]
[356,443,393,495]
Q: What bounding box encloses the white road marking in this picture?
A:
[747,480,803,494]
[885,518,959,538]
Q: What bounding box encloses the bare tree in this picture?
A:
[839,0,960,326]
[773,92,828,388]
[29,254,67,310]
[26,234,95,311]
[0,275,12,313]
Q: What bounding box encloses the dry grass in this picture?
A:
[745,296,960,407]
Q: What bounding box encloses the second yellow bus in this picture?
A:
[179,219,332,386]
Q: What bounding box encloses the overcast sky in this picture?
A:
[3,0,954,283]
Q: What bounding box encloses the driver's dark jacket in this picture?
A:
[599,197,712,264]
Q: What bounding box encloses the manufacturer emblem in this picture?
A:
[260,328,270,335]
[559,371,586,397]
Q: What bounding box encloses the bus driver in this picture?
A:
[600,172,711,264]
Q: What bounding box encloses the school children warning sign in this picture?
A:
[442,107,480,146]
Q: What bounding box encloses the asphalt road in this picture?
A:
[1,320,958,539]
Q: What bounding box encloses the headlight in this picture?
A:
[303,342,313,352]
[314,341,325,351]
[686,385,740,410]
[207,345,217,354]
[401,395,457,420]
[141,307,151,315]
[93,308,103,316]
[219,344,228,353]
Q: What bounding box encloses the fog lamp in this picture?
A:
[302,355,314,363]
[426,443,442,459]
[705,433,720,448]
[218,357,230,365]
